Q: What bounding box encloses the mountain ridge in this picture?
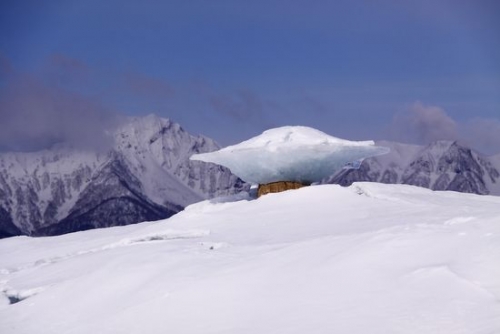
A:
[327,140,500,195]
[2,117,499,238]
[0,115,245,237]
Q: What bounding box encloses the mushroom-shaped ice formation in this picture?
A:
[190,126,389,184]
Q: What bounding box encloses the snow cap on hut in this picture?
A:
[190,126,389,194]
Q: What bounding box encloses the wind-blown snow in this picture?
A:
[190,126,389,184]
[1,183,499,333]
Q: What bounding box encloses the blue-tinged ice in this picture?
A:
[190,126,389,184]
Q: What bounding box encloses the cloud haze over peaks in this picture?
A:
[0,52,280,152]
[389,101,500,155]
[390,102,458,144]
[122,71,175,100]
[0,54,120,152]
[179,79,280,143]
[0,53,186,152]
[45,53,90,85]
[461,118,500,156]
[0,74,117,152]
[208,89,269,123]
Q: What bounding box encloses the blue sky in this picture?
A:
[1,0,499,153]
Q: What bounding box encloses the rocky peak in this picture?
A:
[327,140,500,196]
[0,115,245,238]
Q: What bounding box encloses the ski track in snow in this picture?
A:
[0,229,211,275]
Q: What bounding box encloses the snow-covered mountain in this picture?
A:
[2,121,499,239]
[0,115,246,238]
[1,183,499,333]
[327,140,500,195]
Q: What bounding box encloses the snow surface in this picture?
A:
[1,183,499,333]
[191,126,389,184]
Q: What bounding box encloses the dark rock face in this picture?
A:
[0,207,22,238]
[402,157,432,188]
[332,163,376,187]
[0,116,246,238]
[36,195,180,236]
[327,141,500,196]
[34,157,183,236]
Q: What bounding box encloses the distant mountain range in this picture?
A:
[1,116,499,238]
[326,140,500,196]
[0,115,246,238]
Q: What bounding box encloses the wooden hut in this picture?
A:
[257,181,308,197]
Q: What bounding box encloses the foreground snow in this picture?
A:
[1,183,499,333]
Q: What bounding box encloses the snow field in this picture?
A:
[0,183,499,333]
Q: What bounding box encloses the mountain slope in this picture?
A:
[0,115,245,237]
[34,156,183,236]
[1,183,499,333]
[327,140,500,195]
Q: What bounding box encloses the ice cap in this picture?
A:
[190,126,389,184]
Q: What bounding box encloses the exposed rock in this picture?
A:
[327,140,500,196]
[0,115,246,237]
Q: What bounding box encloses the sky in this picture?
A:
[0,0,499,154]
